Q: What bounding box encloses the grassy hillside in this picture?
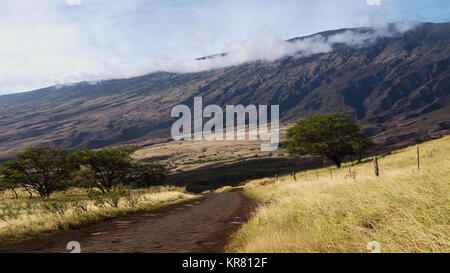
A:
[228,136,450,253]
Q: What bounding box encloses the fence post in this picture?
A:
[293,172,296,181]
[316,170,319,181]
[374,157,379,177]
[330,169,332,180]
[417,145,420,170]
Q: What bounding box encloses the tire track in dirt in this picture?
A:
[0,191,257,253]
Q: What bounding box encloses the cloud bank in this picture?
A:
[0,0,442,95]
[43,19,420,89]
[158,20,420,74]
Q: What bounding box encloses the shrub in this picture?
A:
[87,186,129,208]
[129,162,166,188]
[42,201,69,217]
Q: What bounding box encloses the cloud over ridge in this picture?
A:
[0,0,441,94]
[160,21,420,74]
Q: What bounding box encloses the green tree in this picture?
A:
[0,147,78,198]
[74,146,166,191]
[74,146,136,193]
[286,113,372,168]
[129,162,166,188]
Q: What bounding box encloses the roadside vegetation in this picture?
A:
[227,135,450,253]
[0,145,197,244]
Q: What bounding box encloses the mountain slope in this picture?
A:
[0,22,449,160]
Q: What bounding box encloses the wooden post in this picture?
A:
[417,145,420,170]
[330,169,332,180]
[374,157,379,177]
[348,163,351,177]
[316,170,319,180]
[305,171,308,181]
[293,172,296,181]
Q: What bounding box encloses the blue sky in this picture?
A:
[0,0,449,95]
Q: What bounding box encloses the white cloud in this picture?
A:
[367,0,382,6]
[0,0,426,95]
[164,20,420,74]
[394,21,420,33]
[66,0,81,6]
[160,34,333,73]
[370,13,389,29]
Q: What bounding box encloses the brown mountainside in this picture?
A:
[0,22,449,160]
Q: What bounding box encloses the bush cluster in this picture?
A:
[0,146,166,198]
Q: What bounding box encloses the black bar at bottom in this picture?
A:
[1,253,444,272]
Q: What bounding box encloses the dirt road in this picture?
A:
[0,191,256,253]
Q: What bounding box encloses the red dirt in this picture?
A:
[0,191,257,253]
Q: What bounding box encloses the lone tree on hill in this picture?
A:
[285,113,374,168]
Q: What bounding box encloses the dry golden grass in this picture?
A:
[0,186,198,244]
[133,126,290,173]
[227,136,450,253]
